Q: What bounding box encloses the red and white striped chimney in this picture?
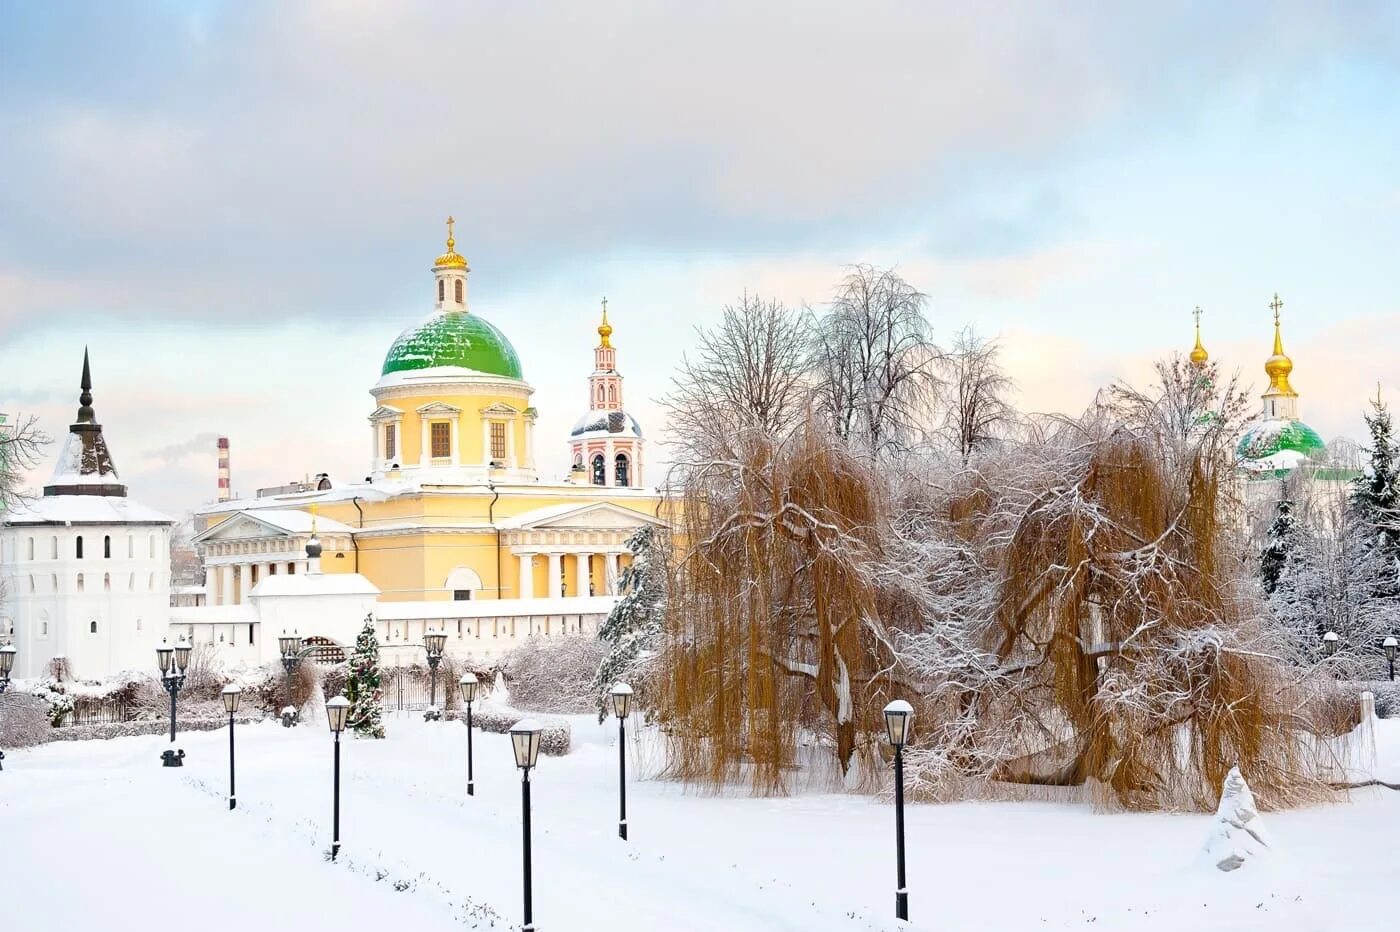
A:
[217,436,231,501]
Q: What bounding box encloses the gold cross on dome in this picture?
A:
[1270,292,1284,322]
[601,296,608,314]
[445,215,455,244]
[1193,306,1203,328]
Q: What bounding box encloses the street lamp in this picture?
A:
[609,683,634,840]
[157,638,191,766]
[0,643,15,772]
[326,694,351,861]
[423,630,448,721]
[511,719,544,932]
[1384,636,1398,682]
[222,685,241,810]
[459,673,479,796]
[883,699,913,923]
[279,630,303,727]
[1322,630,1339,657]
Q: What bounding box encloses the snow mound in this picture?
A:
[1200,766,1271,872]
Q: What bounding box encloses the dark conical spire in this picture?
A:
[77,347,95,424]
[44,349,126,497]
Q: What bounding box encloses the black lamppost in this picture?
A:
[883,699,913,923]
[1323,630,1339,657]
[222,685,241,810]
[326,694,350,860]
[459,672,479,796]
[1384,636,1398,682]
[609,682,633,840]
[0,643,15,772]
[423,630,447,721]
[157,637,192,766]
[279,630,303,727]
[511,720,544,932]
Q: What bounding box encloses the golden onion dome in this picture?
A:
[1264,293,1296,395]
[434,215,469,270]
[597,297,613,348]
[1189,306,1208,367]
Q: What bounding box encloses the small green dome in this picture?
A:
[382,311,523,380]
[1236,418,1326,461]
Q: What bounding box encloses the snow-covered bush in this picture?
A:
[502,636,607,714]
[29,680,75,725]
[444,707,571,755]
[0,693,51,747]
[1200,767,1271,871]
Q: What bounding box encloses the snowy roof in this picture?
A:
[249,571,380,598]
[2,493,174,527]
[374,595,617,620]
[170,605,257,624]
[1236,418,1326,462]
[570,409,643,440]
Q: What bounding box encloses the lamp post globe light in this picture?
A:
[1384,636,1398,682]
[1322,630,1340,657]
[609,683,634,840]
[511,719,544,932]
[0,642,15,772]
[326,695,351,861]
[278,630,303,727]
[423,630,448,721]
[882,699,913,923]
[459,672,479,796]
[222,685,242,810]
[157,638,191,767]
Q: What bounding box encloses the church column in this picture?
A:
[518,553,534,599]
[506,419,517,468]
[546,552,563,599]
[450,414,461,467]
[220,563,234,606]
[605,552,620,595]
[605,438,616,487]
[482,418,492,466]
[525,417,535,470]
[420,417,431,467]
[575,552,591,598]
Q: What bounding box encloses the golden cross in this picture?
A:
[446,215,456,243]
[1193,306,1203,329]
[1270,292,1283,322]
[601,296,608,314]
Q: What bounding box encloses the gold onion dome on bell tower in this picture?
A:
[1264,292,1296,395]
[1189,306,1209,367]
[434,215,469,270]
[597,297,613,348]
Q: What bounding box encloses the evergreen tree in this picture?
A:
[1260,499,1298,595]
[1348,392,1400,596]
[344,614,386,738]
[590,526,667,721]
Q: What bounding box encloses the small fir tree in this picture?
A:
[1349,392,1400,596]
[1260,499,1298,595]
[344,614,386,738]
[591,526,667,721]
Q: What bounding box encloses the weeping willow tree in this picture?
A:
[659,424,905,794]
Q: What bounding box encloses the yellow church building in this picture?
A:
[179,221,664,665]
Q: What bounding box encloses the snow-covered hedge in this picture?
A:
[0,693,51,748]
[47,716,258,742]
[501,637,607,714]
[443,707,571,756]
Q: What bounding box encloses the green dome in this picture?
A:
[1236,418,1327,461]
[382,311,523,380]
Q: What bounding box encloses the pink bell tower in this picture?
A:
[568,299,644,487]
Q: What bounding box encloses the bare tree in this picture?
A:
[0,413,48,512]
[810,265,939,456]
[660,293,810,466]
[938,326,1015,460]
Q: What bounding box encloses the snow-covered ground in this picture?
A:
[4,714,1400,931]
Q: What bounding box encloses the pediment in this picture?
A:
[417,401,462,416]
[481,402,520,416]
[194,513,295,544]
[511,501,664,531]
[369,405,404,421]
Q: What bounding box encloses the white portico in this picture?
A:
[193,510,356,606]
[501,501,665,599]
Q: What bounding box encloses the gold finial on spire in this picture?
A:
[1189,305,1209,367]
[434,215,468,269]
[1264,292,1296,397]
[597,296,613,348]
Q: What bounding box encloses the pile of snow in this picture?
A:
[1200,766,1271,872]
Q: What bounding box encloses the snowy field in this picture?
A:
[3,714,1399,931]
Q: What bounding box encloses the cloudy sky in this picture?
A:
[2,1,1398,516]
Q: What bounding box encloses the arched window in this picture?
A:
[51,574,57,591]
[149,534,156,558]
[76,536,84,559]
[104,535,112,558]
[103,573,111,591]
[128,535,134,558]
[573,453,583,469]
[597,385,604,404]
[27,537,34,560]
[438,279,445,302]
[129,573,135,591]
[76,573,85,592]
[90,620,98,634]
[28,575,35,593]
[454,279,463,304]
[137,618,143,631]
[591,453,606,485]
[148,572,155,591]
[608,384,616,403]
[615,453,630,487]
[51,536,58,559]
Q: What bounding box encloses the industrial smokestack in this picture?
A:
[217,436,231,501]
